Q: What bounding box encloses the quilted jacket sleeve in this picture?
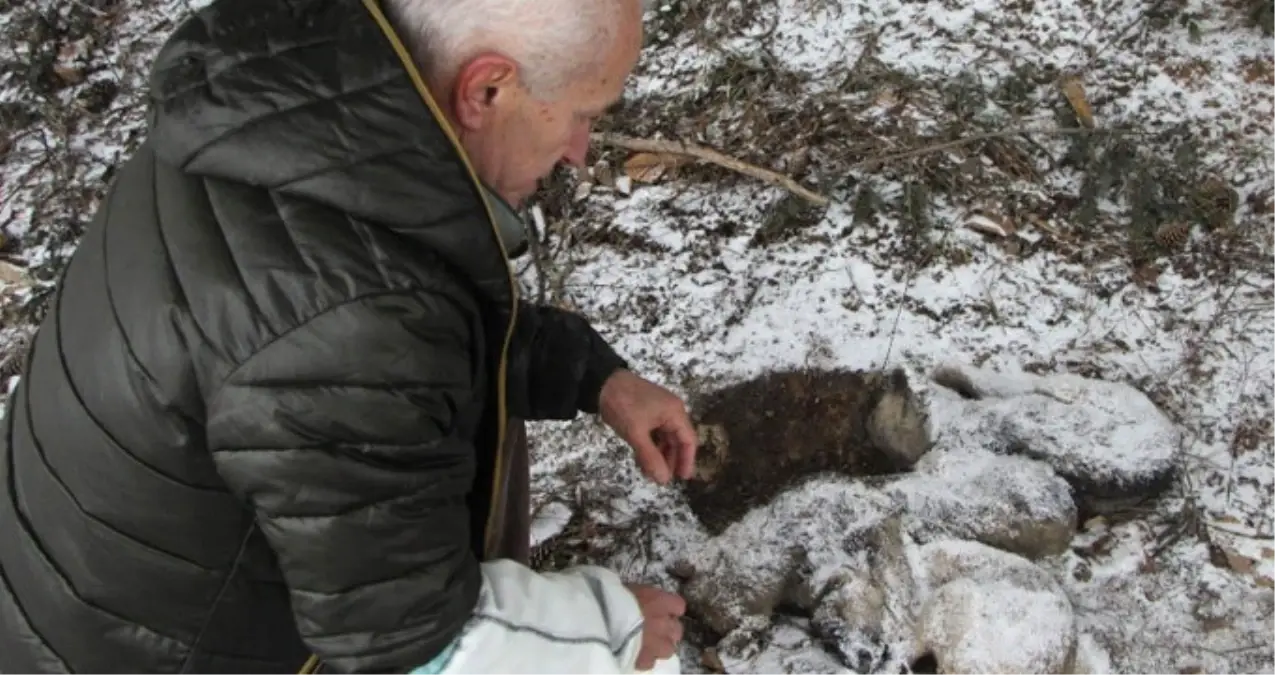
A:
[507,301,629,421]
[204,290,646,674]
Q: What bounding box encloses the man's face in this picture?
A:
[443,4,644,208]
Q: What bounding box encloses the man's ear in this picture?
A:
[450,53,520,132]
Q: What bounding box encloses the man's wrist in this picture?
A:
[578,357,628,415]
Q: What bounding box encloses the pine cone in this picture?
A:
[1154,221,1191,249]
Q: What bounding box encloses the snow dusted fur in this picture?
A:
[682,366,932,534]
[670,362,1199,672]
[866,368,932,468]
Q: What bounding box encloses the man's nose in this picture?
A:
[560,124,592,168]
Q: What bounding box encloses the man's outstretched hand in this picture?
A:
[598,370,697,484]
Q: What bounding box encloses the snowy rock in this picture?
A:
[890,448,1078,560]
[917,579,1077,674]
[915,540,1078,674]
[931,363,1180,518]
[920,538,1064,601]
[997,376,1179,517]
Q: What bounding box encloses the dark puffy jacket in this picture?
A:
[0,0,627,672]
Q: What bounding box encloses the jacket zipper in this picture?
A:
[297,3,521,673]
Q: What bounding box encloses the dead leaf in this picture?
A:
[964,211,1016,238]
[1132,262,1162,289]
[0,260,28,286]
[1059,74,1095,129]
[1214,514,1243,525]
[58,41,81,62]
[1179,665,1204,674]
[623,152,686,184]
[590,160,615,188]
[1256,576,1274,589]
[52,64,85,85]
[1224,549,1256,575]
[874,88,901,108]
[1083,516,1108,531]
[1261,547,1273,560]
[1199,616,1232,633]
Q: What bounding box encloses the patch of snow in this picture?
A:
[529,501,574,548]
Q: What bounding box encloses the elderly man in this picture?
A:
[0,0,697,672]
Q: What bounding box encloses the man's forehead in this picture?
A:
[572,70,629,114]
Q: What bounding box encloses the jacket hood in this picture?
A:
[144,0,518,301]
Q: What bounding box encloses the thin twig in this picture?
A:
[849,125,1136,171]
[68,0,109,17]
[1205,521,1275,540]
[525,204,549,305]
[590,132,830,207]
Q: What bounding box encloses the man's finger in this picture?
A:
[632,434,672,484]
[650,590,686,616]
[671,619,685,646]
[648,630,677,658]
[661,444,678,475]
[658,616,685,645]
[672,420,698,480]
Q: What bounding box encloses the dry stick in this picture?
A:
[594,126,1135,209]
[590,132,830,207]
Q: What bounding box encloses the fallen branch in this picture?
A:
[593,126,1137,208]
[590,132,830,207]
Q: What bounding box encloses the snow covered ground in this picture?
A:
[1,0,1272,673]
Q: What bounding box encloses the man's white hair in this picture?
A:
[383,0,647,98]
